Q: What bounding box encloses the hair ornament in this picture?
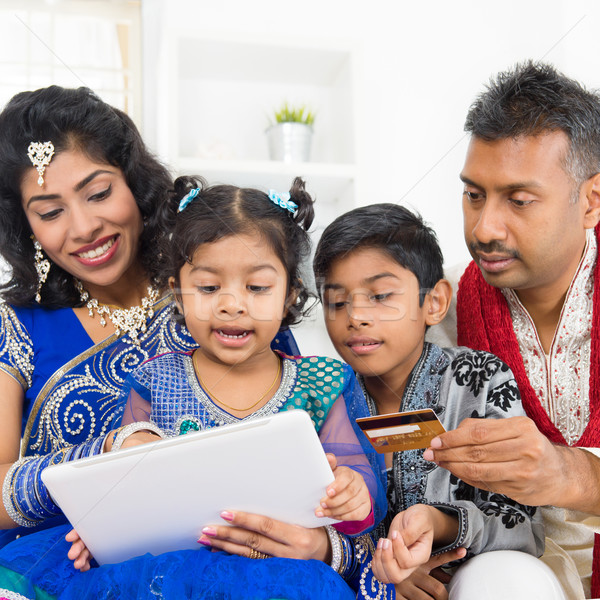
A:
[268,189,297,214]
[178,188,201,213]
[27,141,55,187]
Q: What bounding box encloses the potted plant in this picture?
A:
[266,102,315,163]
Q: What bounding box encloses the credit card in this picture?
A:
[356,409,445,453]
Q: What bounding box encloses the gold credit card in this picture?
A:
[356,409,446,453]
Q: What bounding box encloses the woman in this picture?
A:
[0,86,298,551]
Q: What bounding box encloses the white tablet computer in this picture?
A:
[41,410,337,565]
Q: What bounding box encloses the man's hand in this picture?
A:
[423,415,600,512]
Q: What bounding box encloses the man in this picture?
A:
[427,61,600,599]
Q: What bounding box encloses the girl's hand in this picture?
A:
[393,547,467,600]
[66,528,93,572]
[198,510,331,562]
[372,504,437,583]
[316,453,371,522]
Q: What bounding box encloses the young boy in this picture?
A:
[313,204,557,600]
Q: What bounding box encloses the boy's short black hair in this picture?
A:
[313,203,444,305]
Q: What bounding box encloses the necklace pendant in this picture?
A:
[75,279,159,341]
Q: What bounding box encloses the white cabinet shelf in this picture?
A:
[153,31,359,217]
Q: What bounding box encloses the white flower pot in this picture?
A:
[266,122,313,163]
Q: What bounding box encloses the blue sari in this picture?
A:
[0,529,355,600]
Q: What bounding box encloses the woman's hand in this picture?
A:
[372,504,437,583]
[103,430,162,452]
[119,431,162,450]
[66,528,93,572]
[316,453,371,522]
[198,510,331,562]
[393,547,466,600]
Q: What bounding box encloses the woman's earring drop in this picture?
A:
[33,239,50,303]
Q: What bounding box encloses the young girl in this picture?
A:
[311,204,560,600]
[1,177,386,600]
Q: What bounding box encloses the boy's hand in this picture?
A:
[393,547,466,599]
[66,528,93,572]
[372,504,436,583]
[315,453,371,521]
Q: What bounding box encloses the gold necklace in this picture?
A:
[193,351,282,412]
[75,279,160,344]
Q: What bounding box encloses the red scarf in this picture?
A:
[456,224,600,596]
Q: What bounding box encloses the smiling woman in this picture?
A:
[21,152,145,310]
[0,86,201,551]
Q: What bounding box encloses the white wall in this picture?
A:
[143,0,600,266]
[141,0,600,355]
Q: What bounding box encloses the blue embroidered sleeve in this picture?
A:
[0,302,34,390]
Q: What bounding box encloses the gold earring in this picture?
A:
[33,239,50,303]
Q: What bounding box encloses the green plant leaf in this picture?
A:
[272,102,315,125]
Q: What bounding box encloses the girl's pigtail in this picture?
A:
[289,177,315,231]
[171,175,207,213]
[157,175,207,291]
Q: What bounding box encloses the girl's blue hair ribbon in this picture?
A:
[178,188,201,213]
[268,189,297,214]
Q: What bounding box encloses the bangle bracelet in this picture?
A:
[90,435,105,456]
[3,458,37,527]
[111,421,165,452]
[338,532,349,576]
[100,430,117,454]
[102,428,122,453]
[325,524,343,573]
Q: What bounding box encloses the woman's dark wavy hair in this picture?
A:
[0,85,174,307]
[313,203,444,305]
[166,175,315,328]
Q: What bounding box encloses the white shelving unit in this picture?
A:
[154,31,358,215]
[150,30,358,357]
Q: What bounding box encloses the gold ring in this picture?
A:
[248,548,269,559]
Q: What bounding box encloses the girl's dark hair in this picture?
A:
[0,85,174,306]
[166,175,315,328]
[313,203,444,305]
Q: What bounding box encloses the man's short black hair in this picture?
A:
[465,61,600,187]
